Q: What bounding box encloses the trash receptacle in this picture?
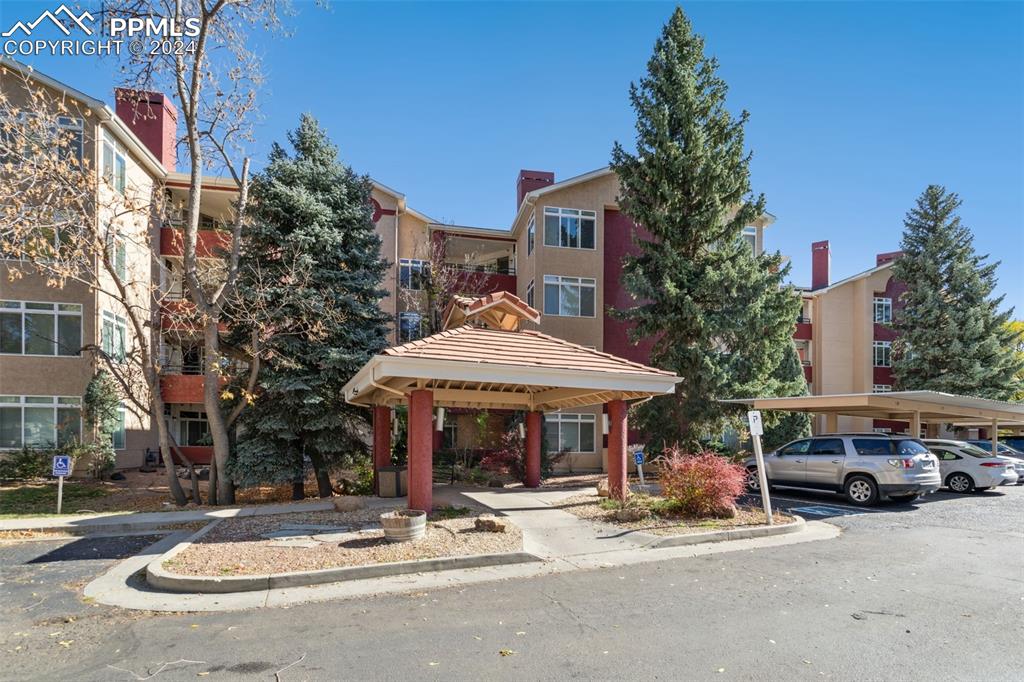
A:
[378,466,408,498]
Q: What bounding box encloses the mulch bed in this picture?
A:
[167,508,522,577]
[554,493,792,536]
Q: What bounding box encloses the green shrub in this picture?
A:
[0,448,53,480]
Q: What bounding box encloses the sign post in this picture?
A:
[634,450,645,487]
[52,455,71,514]
[747,410,773,526]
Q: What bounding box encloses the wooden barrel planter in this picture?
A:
[381,510,426,543]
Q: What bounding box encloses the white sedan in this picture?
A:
[922,439,1019,493]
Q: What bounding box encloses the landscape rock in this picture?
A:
[333,495,366,512]
[614,508,651,522]
[474,514,508,533]
[596,479,610,497]
[713,504,738,519]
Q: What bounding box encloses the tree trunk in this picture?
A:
[208,455,218,506]
[291,450,305,500]
[203,322,234,504]
[152,396,187,506]
[308,450,333,498]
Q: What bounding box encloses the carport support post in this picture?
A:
[911,412,921,439]
[408,390,434,512]
[372,406,391,495]
[525,411,542,488]
[991,419,999,455]
[607,399,628,501]
[825,413,838,433]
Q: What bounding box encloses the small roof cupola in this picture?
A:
[441,291,541,332]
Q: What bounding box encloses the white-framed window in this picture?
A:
[398,312,425,342]
[544,413,596,453]
[873,297,892,323]
[399,259,428,290]
[2,113,83,166]
[872,384,892,393]
[442,418,457,450]
[543,207,596,249]
[107,227,127,281]
[178,410,209,446]
[112,403,126,450]
[0,300,82,356]
[527,214,535,256]
[741,226,757,255]
[102,134,127,194]
[872,340,891,367]
[543,275,596,317]
[0,396,82,449]
[101,311,127,361]
[526,280,534,309]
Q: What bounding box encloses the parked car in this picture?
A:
[922,439,1019,493]
[966,440,1024,457]
[744,433,941,506]
[1002,437,1024,453]
[964,440,1024,483]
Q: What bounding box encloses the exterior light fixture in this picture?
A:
[435,407,445,431]
[602,414,609,435]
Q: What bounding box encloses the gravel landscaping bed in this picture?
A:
[167,509,522,576]
[554,493,792,536]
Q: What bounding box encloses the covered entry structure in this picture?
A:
[726,391,1024,451]
[343,292,680,510]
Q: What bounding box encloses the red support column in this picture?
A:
[372,405,391,495]
[607,399,627,501]
[525,411,542,488]
[407,390,434,512]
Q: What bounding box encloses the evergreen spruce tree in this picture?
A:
[610,8,801,449]
[892,186,1022,399]
[229,115,392,496]
[762,343,812,450]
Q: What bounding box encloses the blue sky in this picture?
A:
[4,1,1022,313]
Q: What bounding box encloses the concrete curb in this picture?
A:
[639,515,805,549]
[146,522,542,594]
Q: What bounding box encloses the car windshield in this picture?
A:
[894,439,930,456]
[960,444,996,459]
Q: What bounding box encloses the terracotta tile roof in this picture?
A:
[443,291,540,331]
[383,325,675,377]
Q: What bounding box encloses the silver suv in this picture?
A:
[744,433,941,506]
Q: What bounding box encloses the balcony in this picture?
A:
[160,226,230,258]
[794,316,812,341]
[160,373,206,403]
[803,363,813,382]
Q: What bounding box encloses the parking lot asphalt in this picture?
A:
[0,486,1021,681]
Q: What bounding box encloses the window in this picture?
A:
[527,214,535,255]
[398,312,425,342]
[178,411,209,446]
[543,275,596,317]
[526,280,534,309]
[873,341,891,367]
[108,229,127,281]
[873,297,892,324]
[894,439,930,456]
[0,300,82,356]
[809,438,845,456]
[2,114,82,166]
[778,439,811,456]
[0,396,81,449]
[543,207,596,249]
[399,259,428,290]
[544,413,596,453]
[102,311,127,361]
[872,384,892,393]
[442,419,457,450]
[102,136,127,194]
[853,438,893,456]
[112,403,126,450]
[931,448,960,462]
[741,226,757,255]
[56,116,84,165]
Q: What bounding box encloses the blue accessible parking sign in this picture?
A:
[634,451,644,466]
[52,455,71,477]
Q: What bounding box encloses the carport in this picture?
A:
[725,391,1024,451]
[342,292,681,510]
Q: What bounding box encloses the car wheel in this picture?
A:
[844,475,878,506]
[888,493,919,503]
[746,467,766,492]
[947,472,974,494]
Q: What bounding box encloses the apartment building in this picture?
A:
[1,65,236,470]
[378,168,772,470]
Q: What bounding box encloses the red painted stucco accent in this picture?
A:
[525,411,542,488]
[872,418,909,432]
[803,364,813,382]
[160,374,206,403]
[373,406,392,494]
[811,240,831,290]
[793,322,813,341]
[370,198,396,223]
[163,446,213,466]
[603,209,656,365]
[873,367,894,385]
[115,88,178,171]
[408,389,434,511]
[876,251,903,266]
[516,170,554,208]
[160,227,230,258]
[607,400,628,501]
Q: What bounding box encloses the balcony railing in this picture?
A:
[796,315,812,324]
[446,262,516,276]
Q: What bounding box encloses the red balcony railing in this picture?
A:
[160,227,230,258]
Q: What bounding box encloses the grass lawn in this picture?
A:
[0,481,112,518]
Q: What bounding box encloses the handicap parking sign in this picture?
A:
[52,455,71,477]
[634,451,644,466]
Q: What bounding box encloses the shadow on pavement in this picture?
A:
[26,535,164,564]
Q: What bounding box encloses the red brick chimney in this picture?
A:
[517,170,554,208]
[876,250,903,266]
[115,89,177,171]
[811,240,831,290]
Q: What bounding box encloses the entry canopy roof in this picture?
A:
[343,293,680,411]
[724,391,1024,427]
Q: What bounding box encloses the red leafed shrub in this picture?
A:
[658,449,747,517]
[479,431,526,481]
